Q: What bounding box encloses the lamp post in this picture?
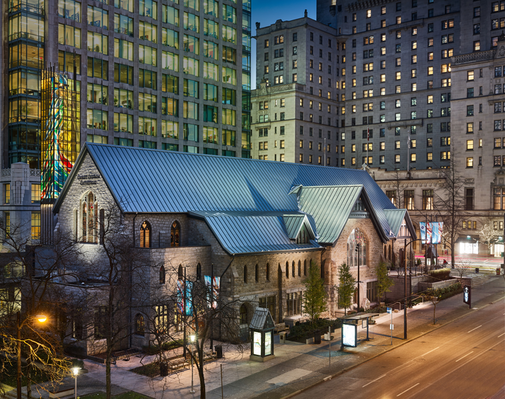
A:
[403,237,427,339]
[17,313,47,399]
[72,367,79,399]
[189,334,196,394]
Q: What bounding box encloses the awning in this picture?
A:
[455,235,479,244]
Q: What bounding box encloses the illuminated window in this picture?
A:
[140,221,151,248]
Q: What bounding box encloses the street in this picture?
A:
[294,296,505,399]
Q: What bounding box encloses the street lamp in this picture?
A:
[189,334,196,394]
[17,312,47,399]
[72,367,79,399]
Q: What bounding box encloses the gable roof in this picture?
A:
[54,144,408,251]
[295,185,369,244]
[282,214,315,240]
[189,211,321,255]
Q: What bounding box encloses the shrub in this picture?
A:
[426,281,462,300]
[429,268,451,280]
[287,319,341,342]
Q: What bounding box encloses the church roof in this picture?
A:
[54,144,414,254]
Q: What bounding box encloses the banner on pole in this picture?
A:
[420,222,443,244]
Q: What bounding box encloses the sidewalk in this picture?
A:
[30,274,505,399]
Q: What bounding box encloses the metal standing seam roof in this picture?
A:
[296,185,364,244]
[189,211,321,255]
[384,209,407,237]
[282,214,315,240]
[54,144,405,248]
[249,307,275,330]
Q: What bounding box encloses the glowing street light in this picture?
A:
[17,313,47,399]
[72,367,80,399]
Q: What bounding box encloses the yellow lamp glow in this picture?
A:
[36,315,47,323]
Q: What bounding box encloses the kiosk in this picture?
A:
[249,308,275,362]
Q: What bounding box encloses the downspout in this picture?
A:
[320,246,329,315]
[132,212,138,247]
[129,212,138,348]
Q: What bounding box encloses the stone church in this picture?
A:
[52,143,414,354]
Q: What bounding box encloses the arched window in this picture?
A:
[255,264,259,282]
[81,192,98,243]
[304,260,307,276]
[135,314,145,336]
[171,221,180,247]
[140,221,151,248]
[244,265,248,283]
[178,264,184,279]
[240,304,248,325]
[347,228,368,267]
[159,266,166,284]
[286,261,289,279]
[266,263,270,281]
[196,263,202,281]
[298,261,301,276]
[292,261,295,277]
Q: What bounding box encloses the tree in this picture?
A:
[302,260,327,323]
[424,289,441,324]
[141,263,242,399]
[78,199,148,399]
[337,263,355,315]
[0,220,79,397]
[375,261,393,303]
[435,162,468,268]
[479,217,499,256]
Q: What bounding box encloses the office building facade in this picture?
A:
[1,0,252,245]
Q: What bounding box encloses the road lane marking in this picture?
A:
[397,383,420,397]
[498,332,505,338]
[456,351,474,362]
[362,374,386,388]
[467,325,482,333]
[422,346,440,356]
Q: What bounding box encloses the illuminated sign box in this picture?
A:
[342,323,357,347]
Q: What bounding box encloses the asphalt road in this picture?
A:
[294,297,505,399]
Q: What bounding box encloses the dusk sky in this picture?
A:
[251,0,317,87]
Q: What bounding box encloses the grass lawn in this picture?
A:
[80,392,153,399]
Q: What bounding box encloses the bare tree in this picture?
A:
[0,220,80,397]
[78,199,148,399]
[142,263,242,399]
[479,217,499,256]
[435,162,468,268]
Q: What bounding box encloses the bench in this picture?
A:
[168,358,189,370]
[49,388,75,398]
[274,323,290,333]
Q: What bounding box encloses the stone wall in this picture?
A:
[325,217,384,315]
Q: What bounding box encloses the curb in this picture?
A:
[281,288,505,399]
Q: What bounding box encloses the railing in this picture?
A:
[452,50,495,65]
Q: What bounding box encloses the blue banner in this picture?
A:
[420,222,443,244]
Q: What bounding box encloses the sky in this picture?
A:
[250,0,317,88]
